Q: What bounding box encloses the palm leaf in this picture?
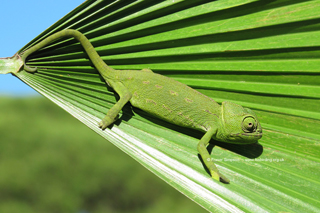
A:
[1,0,320,212]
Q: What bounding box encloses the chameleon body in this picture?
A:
[21,29,262,183]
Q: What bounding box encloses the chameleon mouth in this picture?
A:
[229,130,263,143]
[240,132,263,137]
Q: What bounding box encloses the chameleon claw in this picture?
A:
[98,120,109,130]
[210,168,230,184]
[98,114,119,130]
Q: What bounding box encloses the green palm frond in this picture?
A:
[1,1,320,212]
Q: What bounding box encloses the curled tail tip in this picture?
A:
[23,64,38,72]
[21,55,37,72]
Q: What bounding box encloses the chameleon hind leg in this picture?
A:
[197,128,230,183]
[99,82,132,129]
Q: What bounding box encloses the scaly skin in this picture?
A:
[21,29,263,183]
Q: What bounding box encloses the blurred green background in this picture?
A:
[0,95,205,213]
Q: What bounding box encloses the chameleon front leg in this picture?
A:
[197,128,230,183]
[99,82,132,129]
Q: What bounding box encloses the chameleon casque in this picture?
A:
[21,29,262,183]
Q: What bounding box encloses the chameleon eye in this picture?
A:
[242,117,256,132]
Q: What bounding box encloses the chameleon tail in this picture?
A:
[21,29,114,75]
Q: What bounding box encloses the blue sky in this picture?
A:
[0,0,84,96]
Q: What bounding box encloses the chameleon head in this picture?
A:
[215,101,262,144]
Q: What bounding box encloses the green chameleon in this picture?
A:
[21,29,262,183]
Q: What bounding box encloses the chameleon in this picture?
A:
[21,29,262,183]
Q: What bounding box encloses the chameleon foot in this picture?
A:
[211,171,220,181]
[98,115,119,130]
[210,171,230,184]
[98,120,109,130]
[209,165,230,184]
